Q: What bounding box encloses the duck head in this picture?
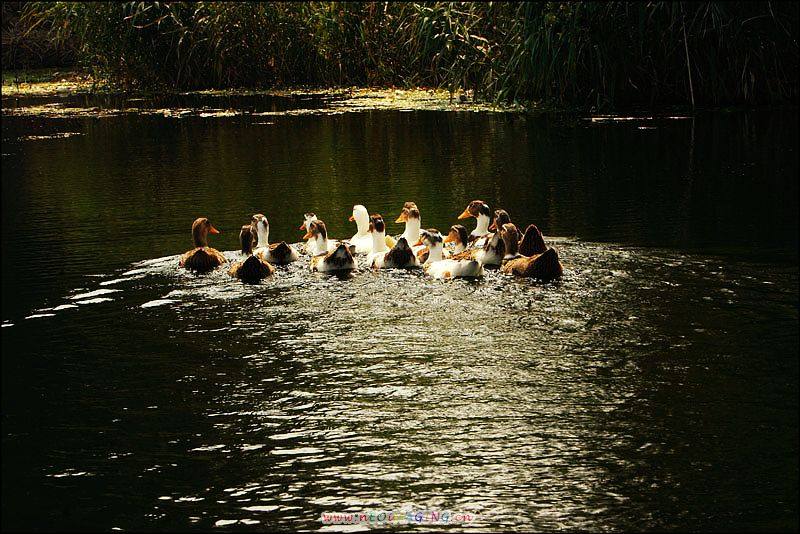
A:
[457,200,491,220]
[500,222,521,258]
[299,212,318,231]
[444,224,469,253]
[489,209,511,231]
[394,201,420,224]
[349,204,370,234]
[191,217,220,248]
[458,200,491,237]
[369,213,386,235]
[416,228,444,262]
[239,225,255,255]
[302,219,329,255]
[368,214,389,253]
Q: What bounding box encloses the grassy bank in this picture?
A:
[8,2,799,111]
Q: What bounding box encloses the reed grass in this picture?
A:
[12,1,798,109]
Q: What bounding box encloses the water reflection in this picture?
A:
[3,236,796,531]
[2,99,797,531]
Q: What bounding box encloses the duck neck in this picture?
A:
[193,226,208,248]
[372,230,388,253]
[256,225,269,248]
[313,234,329,256]
[426,242,444,263]
[241,236,254,256]
[403,217,421,243]
[453,241,466,254]
[473,214,490,237]
[355,214,370,236]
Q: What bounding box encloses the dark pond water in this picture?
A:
[2,92,797,532]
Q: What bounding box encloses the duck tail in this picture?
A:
[519,224,548,256]
[528,247,563,282]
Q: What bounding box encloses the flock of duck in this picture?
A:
[179,200,563,284]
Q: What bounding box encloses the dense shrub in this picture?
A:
[16,1,799,109]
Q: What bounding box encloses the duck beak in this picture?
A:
[414,237,424,246]
[443,234,455,243]
[299,223,307,230]
[209,225,220,234]
[348,215,355,222]
[489,221,497,230]
[394,213,407,223]
[457,208,471,219]
[302,231,313,240]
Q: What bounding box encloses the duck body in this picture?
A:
[251,214,299,265]
[501,247,563,282]
[305,220,357,273]
[417,229,484,279]
[311,243,357,272]
[229,255,275,283]
[371,237,419,269]
[229,224,275,283]
[425,258,484,279]
[502,222,563,281]
[180,217,226,273]
[451,230,505,266]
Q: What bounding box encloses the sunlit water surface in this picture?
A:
[2,95,797,531]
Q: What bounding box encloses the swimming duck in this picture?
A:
[365,214,391,266]
[348,204,374,253]
[457,200,492,242]
[303,220,357,273]
[179,217,227,273]
[518,223,548,256]
[443,224,470,254]
[229,225,275,283]
[488,209,512,232]
[299,212,350,255]
[251,213,299,265]
[451,229,505,266]
[416,229,484,279]
[394,201,423,250]
[370,236,419,269]
[413,226,451,264]
[499,222,522,261]
[501,246,563,282]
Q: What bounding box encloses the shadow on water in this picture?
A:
[1,95,797,531]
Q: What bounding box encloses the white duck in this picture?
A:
[365,214,391,267]
[348,204,374,253]
[299,212,350,255]
[394,201,423,250]
[416,229,484,279]
[251,214,299,265]
[457,200,492,243]
[303,220,357,273]
[370,236,419,270]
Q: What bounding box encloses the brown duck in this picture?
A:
[501,223,563,281]
[180,217,227,273]
[229,225,275,283]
